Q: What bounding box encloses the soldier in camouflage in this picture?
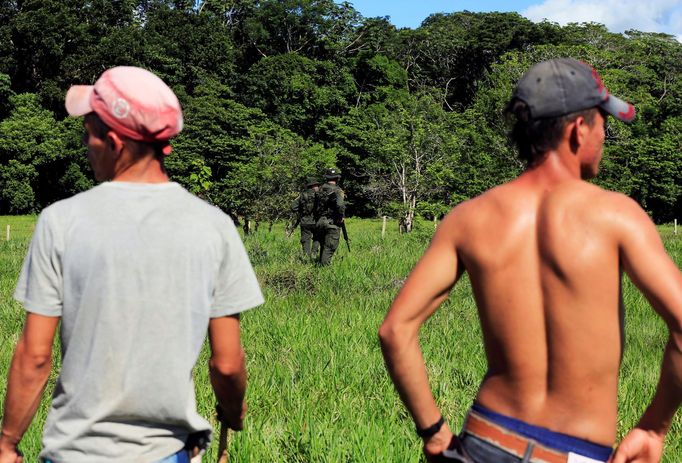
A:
[291,177,321,259]
[315,168,346,265]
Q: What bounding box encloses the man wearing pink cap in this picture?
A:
[0,67,264,462]
[380,58,681,462]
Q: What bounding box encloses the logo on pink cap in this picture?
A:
[112,98,130,119]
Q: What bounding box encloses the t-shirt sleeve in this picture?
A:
[14,208,63,317]
[211,218,264,318]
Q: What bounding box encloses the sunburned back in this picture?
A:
[454,177,623,445]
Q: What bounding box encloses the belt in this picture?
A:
[463,411,569,463]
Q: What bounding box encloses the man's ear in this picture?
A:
[106,131,125,157]
[567,116,587,154]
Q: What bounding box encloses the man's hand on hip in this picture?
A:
[423,423,454,462]
[0,436,23,463]
[609,428,664,463]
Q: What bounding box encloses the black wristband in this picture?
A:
[416,415,445,438]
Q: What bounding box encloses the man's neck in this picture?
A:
[521,146,583,186]
[112,152,169,183]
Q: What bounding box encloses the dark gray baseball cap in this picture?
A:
[513,58,635,122]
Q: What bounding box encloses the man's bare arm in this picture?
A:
[612,198,682,462]
[208,314,247,430]
[0,313,59,459]
[379,211,464,456]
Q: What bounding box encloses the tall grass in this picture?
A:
[1,216,680,462]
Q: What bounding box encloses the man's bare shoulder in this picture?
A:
[437,183,513,238]
[440,180,649,239]
[449,183,513,215]
[590,188,657,243]
[547,181,647,224]
[535,181,658,259]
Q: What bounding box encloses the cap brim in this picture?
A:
[65,85,94,116]
[600,94,635,122]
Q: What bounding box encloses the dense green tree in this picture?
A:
[0,93,92,213]
[621,134,681,223]
[0,94,63,212]
[344,16,399,57]
[222,126,335,225]
[226,0,362,69]
[0,160,37,213]
[170,83,334,221]
[0,73,15,119]
[0,3,680,223]
[5,0,140,112]
[239,53,355,135]
[320,89,459,229]
[351,54,407,105]
[0,0,17,77]
[447,108,520,202]
[55,116,95,198]
[399,12,560,108]
[142,2,237,92]
[170,84,269,191]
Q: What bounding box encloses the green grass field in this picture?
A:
[1,215,681,462]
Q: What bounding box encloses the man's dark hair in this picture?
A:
[85,112,111,140]
[84,112,167,160]
[506,99,599,167]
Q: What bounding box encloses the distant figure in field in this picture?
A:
[0,66,263,463]
[290,177,322,259]
[315,168,346,265]
[380,58,682,463]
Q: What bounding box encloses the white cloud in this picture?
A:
[522,0,682,39]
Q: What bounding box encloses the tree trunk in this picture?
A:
[403,209,414,233]
[401,194,416,233]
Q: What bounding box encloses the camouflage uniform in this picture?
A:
[316,169,345,265]
[291,178,320,258]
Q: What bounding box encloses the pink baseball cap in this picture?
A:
[65,66,183,155]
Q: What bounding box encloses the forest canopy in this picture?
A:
[0,0,680,224]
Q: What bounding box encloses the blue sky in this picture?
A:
[339,0,682,40]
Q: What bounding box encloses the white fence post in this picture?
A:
[382,216,387,239]
[5,224,9,241]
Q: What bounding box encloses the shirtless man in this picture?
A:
[379,58,682,463]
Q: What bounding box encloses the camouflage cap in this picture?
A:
[323,168,341,180]
[306,177,321,187]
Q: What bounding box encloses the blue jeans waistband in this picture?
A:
[471,403,613,461]
[44,448,189,463]
[155,448,190,463]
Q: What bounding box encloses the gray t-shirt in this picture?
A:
[14,182,264,462]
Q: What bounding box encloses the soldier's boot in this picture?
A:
[311,240,320,260]
[302,238,312,257]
